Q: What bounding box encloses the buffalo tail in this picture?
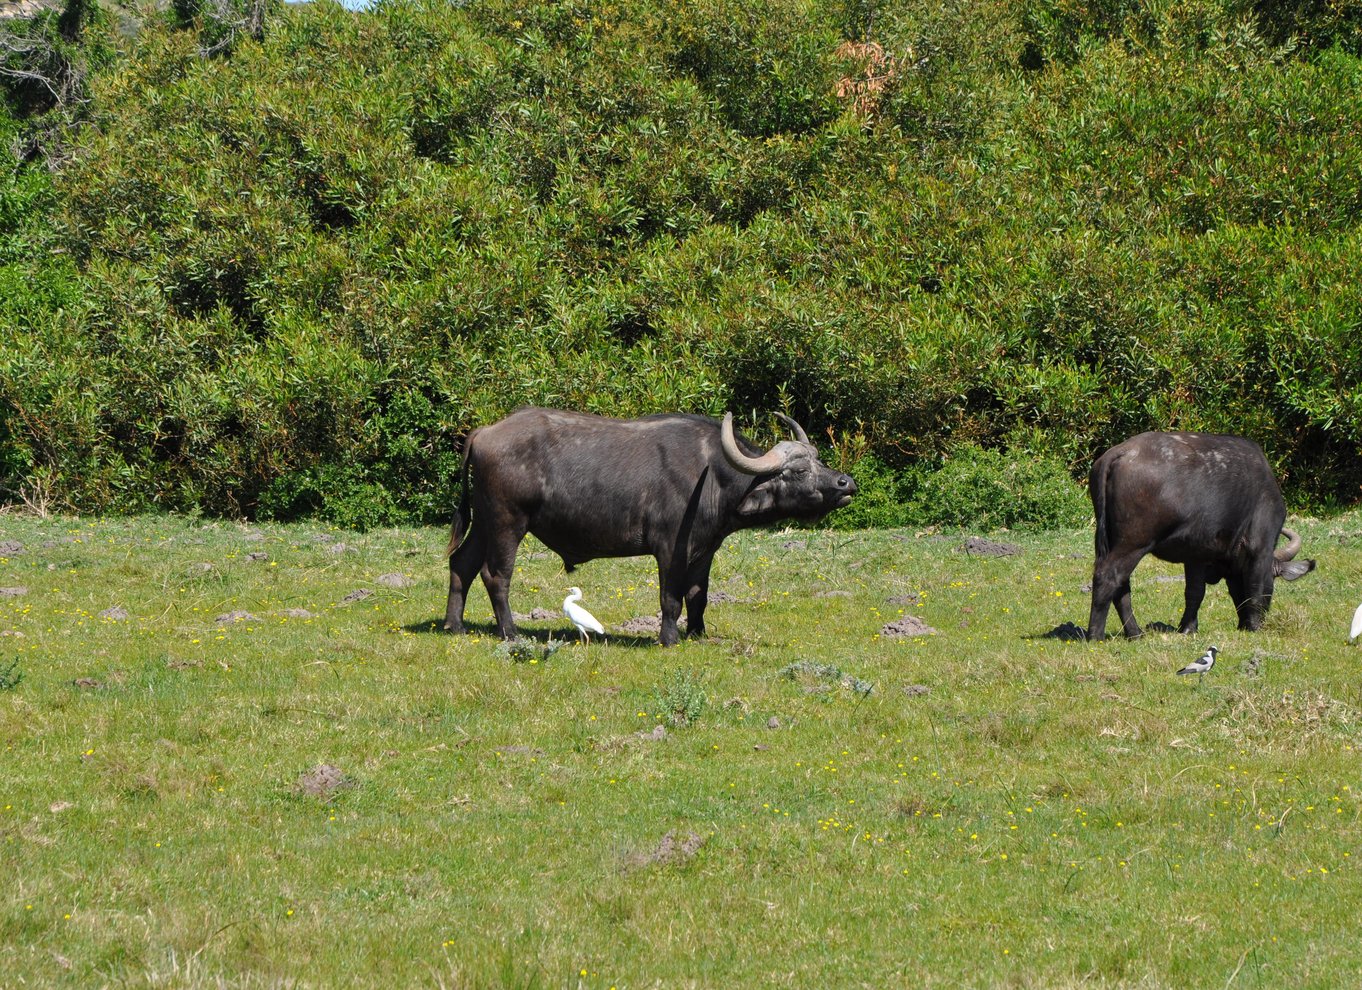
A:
[1089,453,1111,558]
[446,430,477,558]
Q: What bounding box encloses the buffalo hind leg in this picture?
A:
[445,523,487,634]
[479,513,528,639]
[1087,548,1149,641]
[1177,563,1208,635]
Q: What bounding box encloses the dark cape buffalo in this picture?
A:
[1086,431,1315,640]
[443,408,857,646]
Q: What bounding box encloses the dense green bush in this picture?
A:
[907,445,1091,531]
[2,0,1361,526]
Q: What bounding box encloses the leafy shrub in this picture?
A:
[907,446,1090,531]
[827,453,916,530]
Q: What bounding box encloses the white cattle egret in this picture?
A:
[1176,645,1218,686]
[563,587,605,645]
[1350,603,1362,643]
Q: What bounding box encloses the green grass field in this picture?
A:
[3,512,1361,988]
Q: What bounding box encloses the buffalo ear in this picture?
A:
[1274,558,1316,581]
[737,486,777,516]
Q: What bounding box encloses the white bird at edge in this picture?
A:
[563,587,605,645]
[1177,645,1218,685]
[1350,603,1362,644]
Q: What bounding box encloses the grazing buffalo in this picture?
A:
[444,408,857,646]
[1086,431,1315,640]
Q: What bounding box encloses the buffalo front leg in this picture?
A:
[1177,563,1208,635]
[655,553,684,647]
[1232,557,1276,631]
[445,523,487,634]
[683,553,716,640]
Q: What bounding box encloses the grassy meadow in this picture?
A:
[2,510,1362,987]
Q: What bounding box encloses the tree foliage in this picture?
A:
[2,0,1361,523]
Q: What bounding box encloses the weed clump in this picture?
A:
[779,660,873,697]
[653,668,707,727]
[0,657,22,691]
[495,638,564,665]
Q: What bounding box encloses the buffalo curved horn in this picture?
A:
[721,412,787,475]
[773,411,811,445]
[1274,528,1303,562]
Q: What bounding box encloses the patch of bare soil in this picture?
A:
[625,830,705,870]
[963,537,1022,557]
[903,684,931,697]
[618,613,689,635]
[377,573,414,588]
[528,607,559,620]
[338,589,372,605]
[99,607,129,620]
[279,608,315,619]
[887,593,924,607]
[0,541,25,556]
[706,591,738,604]
[294,764,353,801]
[0,586,28,597]
[495,745,545,757]
[881,616,937,638]
[213,610,259,624]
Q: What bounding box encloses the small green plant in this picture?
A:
[654,668,708,727]
[0,657,22,690]
[495,637,564,665]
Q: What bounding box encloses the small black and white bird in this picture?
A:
[1177,645,1218,683]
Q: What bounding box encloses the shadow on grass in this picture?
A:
[403,618,660,649]
[1023,619,1185,642]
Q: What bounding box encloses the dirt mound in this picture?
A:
[376,573,414,588]
[963,537,1021,557]
[0,586,28,598]
[99,607,130,620]
[887,593,924,607]
[0,541,25,556]
[880,616,937,638]
[528,607,559,620]
[338,589,372,605]
[279,608,315,619]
